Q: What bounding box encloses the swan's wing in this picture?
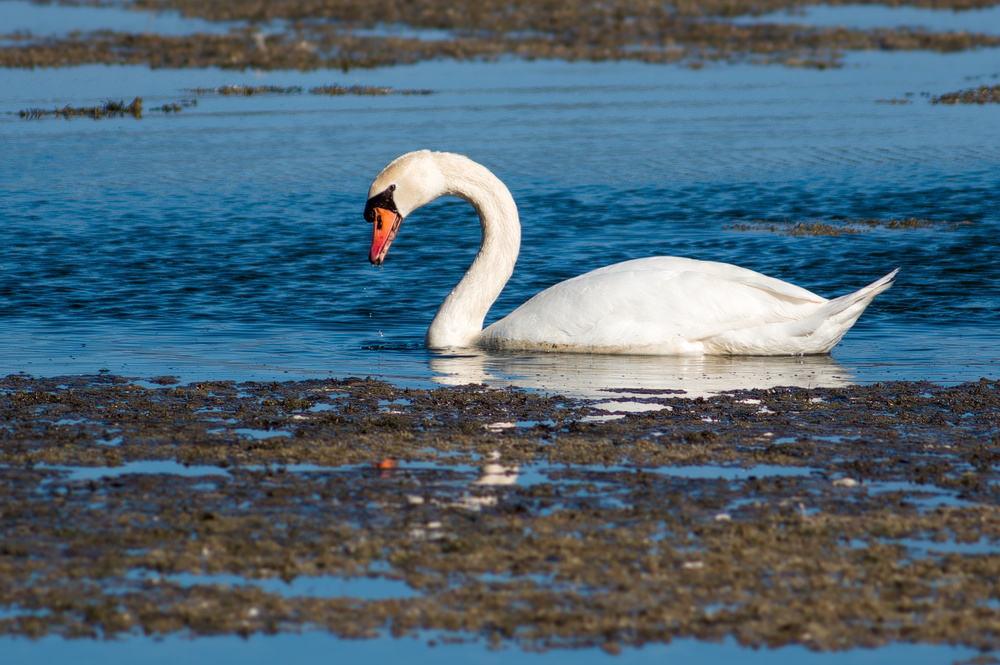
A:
[585,257,826,304]
[479,258,829,354]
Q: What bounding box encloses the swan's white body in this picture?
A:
[365,150,896,356]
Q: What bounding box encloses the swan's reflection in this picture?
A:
[429,350,853,399]
[440,451,519,512]
[473,450,519,486]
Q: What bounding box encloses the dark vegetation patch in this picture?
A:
[308,84,433,96]
[1,373,1000,652]
[11,96,198,120]
[728,217,971,236]
[186,84,307,95]
[2,0,1000,71]
[183,84,433,96]
[931,84,1000,104]
[126,0,1000,21]
[14,96,145,119]
[9,84,431,121]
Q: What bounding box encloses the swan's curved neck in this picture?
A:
[425,154,521,349]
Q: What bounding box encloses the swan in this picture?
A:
[365,150,897,355]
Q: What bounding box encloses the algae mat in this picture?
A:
[2,374,1000,654]
[4,0,1000,71]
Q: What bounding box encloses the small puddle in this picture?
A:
[852,537,1000,558]
[591,401,672,413]
[126,570,417,600]
[45,460,231,482]
[233,428,292,440]
[2,0,245,37]
[862,479,982,510]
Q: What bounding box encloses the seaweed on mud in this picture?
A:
[3,0,1000,71]
[2,373,1000,652]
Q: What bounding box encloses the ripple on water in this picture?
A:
[0,54,997,388]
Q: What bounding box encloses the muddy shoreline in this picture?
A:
[2,374,999,652]
[3,0,1000,71]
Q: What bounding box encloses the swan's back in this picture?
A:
[479,257,896,356]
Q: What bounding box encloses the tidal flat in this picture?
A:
[2,373,1000,655]
[4,0,1000,71]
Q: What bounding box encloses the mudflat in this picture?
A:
[2,374,999,651]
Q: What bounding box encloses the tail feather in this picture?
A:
[790,268,899,351]
[707,269,899,355]
[815,268,898,326]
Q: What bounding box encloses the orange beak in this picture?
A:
[369,207,402,266]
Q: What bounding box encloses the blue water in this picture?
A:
[0,632,987,665]
[2,51,997,392]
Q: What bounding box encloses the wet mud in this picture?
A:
[2,373,1000,653]
[2,0,1000,71]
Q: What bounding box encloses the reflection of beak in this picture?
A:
[369,207,403,266]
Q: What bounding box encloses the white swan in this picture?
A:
[365,150,897,356]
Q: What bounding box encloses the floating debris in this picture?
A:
[875,98,911,104]
[185,85,305,95]
[728,221,863,237]
[931,84,1000,105]
[16,96,143,120]
[309,84,432,96]
[310,84,392,96]
[728,217,970,236]
[13,97,199,120]
[184,84,433,97]
[151,98,197,113]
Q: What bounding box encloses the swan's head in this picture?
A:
[365,150,447,266]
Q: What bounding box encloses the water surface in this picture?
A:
[2,50,997,394]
